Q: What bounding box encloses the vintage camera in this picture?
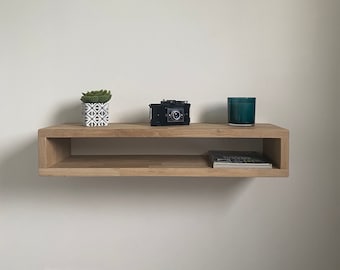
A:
[149,100,190,126]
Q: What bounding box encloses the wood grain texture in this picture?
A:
[38,123,289,177]
[38,123,288,138]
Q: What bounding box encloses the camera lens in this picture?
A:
[171,110,181,121]
[166,107,184,122]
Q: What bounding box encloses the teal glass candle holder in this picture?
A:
[228,97,256,126]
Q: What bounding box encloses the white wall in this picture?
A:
[337,11,340,263]
[0,1,339,270]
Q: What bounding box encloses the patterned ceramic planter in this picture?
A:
[82,102,109,127]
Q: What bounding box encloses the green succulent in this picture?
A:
[81,89,112,103]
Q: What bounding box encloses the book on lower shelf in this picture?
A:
[208,150,272,169]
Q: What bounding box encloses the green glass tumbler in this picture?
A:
[228,97,256,126]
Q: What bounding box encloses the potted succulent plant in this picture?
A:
[81,90,112,127]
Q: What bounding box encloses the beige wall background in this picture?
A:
[0,0,339,269]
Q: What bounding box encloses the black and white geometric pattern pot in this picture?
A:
[82,102,109,127]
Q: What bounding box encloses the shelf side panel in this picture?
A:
[39,137,71,169]
[263,136,289,174]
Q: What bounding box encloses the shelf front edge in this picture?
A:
[39,168,289,177]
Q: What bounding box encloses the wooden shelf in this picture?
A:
[38,123,289,177]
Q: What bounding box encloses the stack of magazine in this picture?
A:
[208,151,272,169]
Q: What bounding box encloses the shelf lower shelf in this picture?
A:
[39,154,288,177]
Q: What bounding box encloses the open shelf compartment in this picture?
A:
[38,123,289,177]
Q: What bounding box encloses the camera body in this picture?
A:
[149,100,190,126]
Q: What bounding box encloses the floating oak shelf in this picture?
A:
[38,123,289,177]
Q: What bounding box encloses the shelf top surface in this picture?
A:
[38,123,288,138]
